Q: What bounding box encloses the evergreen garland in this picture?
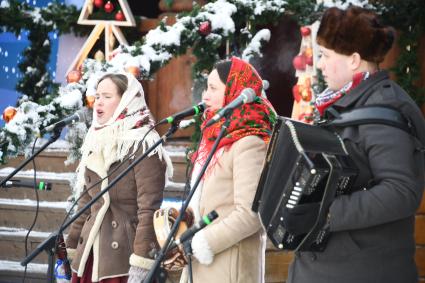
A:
[15,25,58,104]
[0,0,90,104]
[0,0,424,164]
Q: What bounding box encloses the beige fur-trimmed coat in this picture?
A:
[66,150,166,281]
[191,135,267,283]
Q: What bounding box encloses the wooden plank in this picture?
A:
[417,246,425,277]
[159,0,194,12]
[417,215,425,244]
[265,251,293,283]
[139,18,160,33]
[154,54,195,138]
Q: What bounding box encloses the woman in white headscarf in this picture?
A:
[66,73,172,283]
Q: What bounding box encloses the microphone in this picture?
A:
[205,88,257,127]
[43,108,90,132]
[2,179,51,190]
[169,210,218,250]
[158,102,206,125]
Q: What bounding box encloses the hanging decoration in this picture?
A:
[291,23,320,124]
[66,0,136,76]
[115,10,125,21]
[85,95,96,108]
[2,107,17,124]
[198,21,212,36]
[94,0,104,8]
[104,1,114,13]
[125,65,141,78]
[66,70,83,83]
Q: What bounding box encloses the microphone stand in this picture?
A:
[0,128,62,188]
[20,123,181,283]
[143,115,232,283]
[182,240,194,283]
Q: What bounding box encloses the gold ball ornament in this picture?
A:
[94,50,105,62]
[126,66,141,78]
[2,106,17,123]
[86,95,96,109]
[304,47,313,58]
[66,70,82,83]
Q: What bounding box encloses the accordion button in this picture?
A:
[111,220,118,228]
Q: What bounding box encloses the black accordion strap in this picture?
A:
[321,106,414,136]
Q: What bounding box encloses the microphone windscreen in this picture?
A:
[241,88,257,103]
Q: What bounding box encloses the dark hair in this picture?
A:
[213,60,232,84]
[317,6,395,63]
[97,73,128,96]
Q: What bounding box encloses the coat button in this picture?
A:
[111,241,119,249]
[310,253,317,261]
[79,237,84,244]
[111,220,118,229]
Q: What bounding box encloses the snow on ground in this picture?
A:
[0,226,51,238]
[0,168,75,182]
[0,259,47,273]
[0,198,67,209]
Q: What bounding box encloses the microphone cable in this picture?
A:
[22,137,40,283]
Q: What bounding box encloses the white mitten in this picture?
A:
[191,230,214,265]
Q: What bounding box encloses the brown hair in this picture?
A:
[97,73,128,96]
[316,6,395,63]
[213,59,232,84]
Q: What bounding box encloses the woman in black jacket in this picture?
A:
[284,6,425,283]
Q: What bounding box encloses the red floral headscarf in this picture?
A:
[193,57,276,171]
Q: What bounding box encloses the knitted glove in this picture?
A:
[128,265,150,283]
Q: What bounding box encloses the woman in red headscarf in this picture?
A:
[186,57,276,283]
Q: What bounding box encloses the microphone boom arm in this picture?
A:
[0,127,62,188]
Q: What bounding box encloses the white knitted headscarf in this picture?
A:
[74,73,173,196]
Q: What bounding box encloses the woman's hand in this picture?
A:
[191,230,214,265]
[127,265,150,283]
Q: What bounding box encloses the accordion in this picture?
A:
[252,116,358,252]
